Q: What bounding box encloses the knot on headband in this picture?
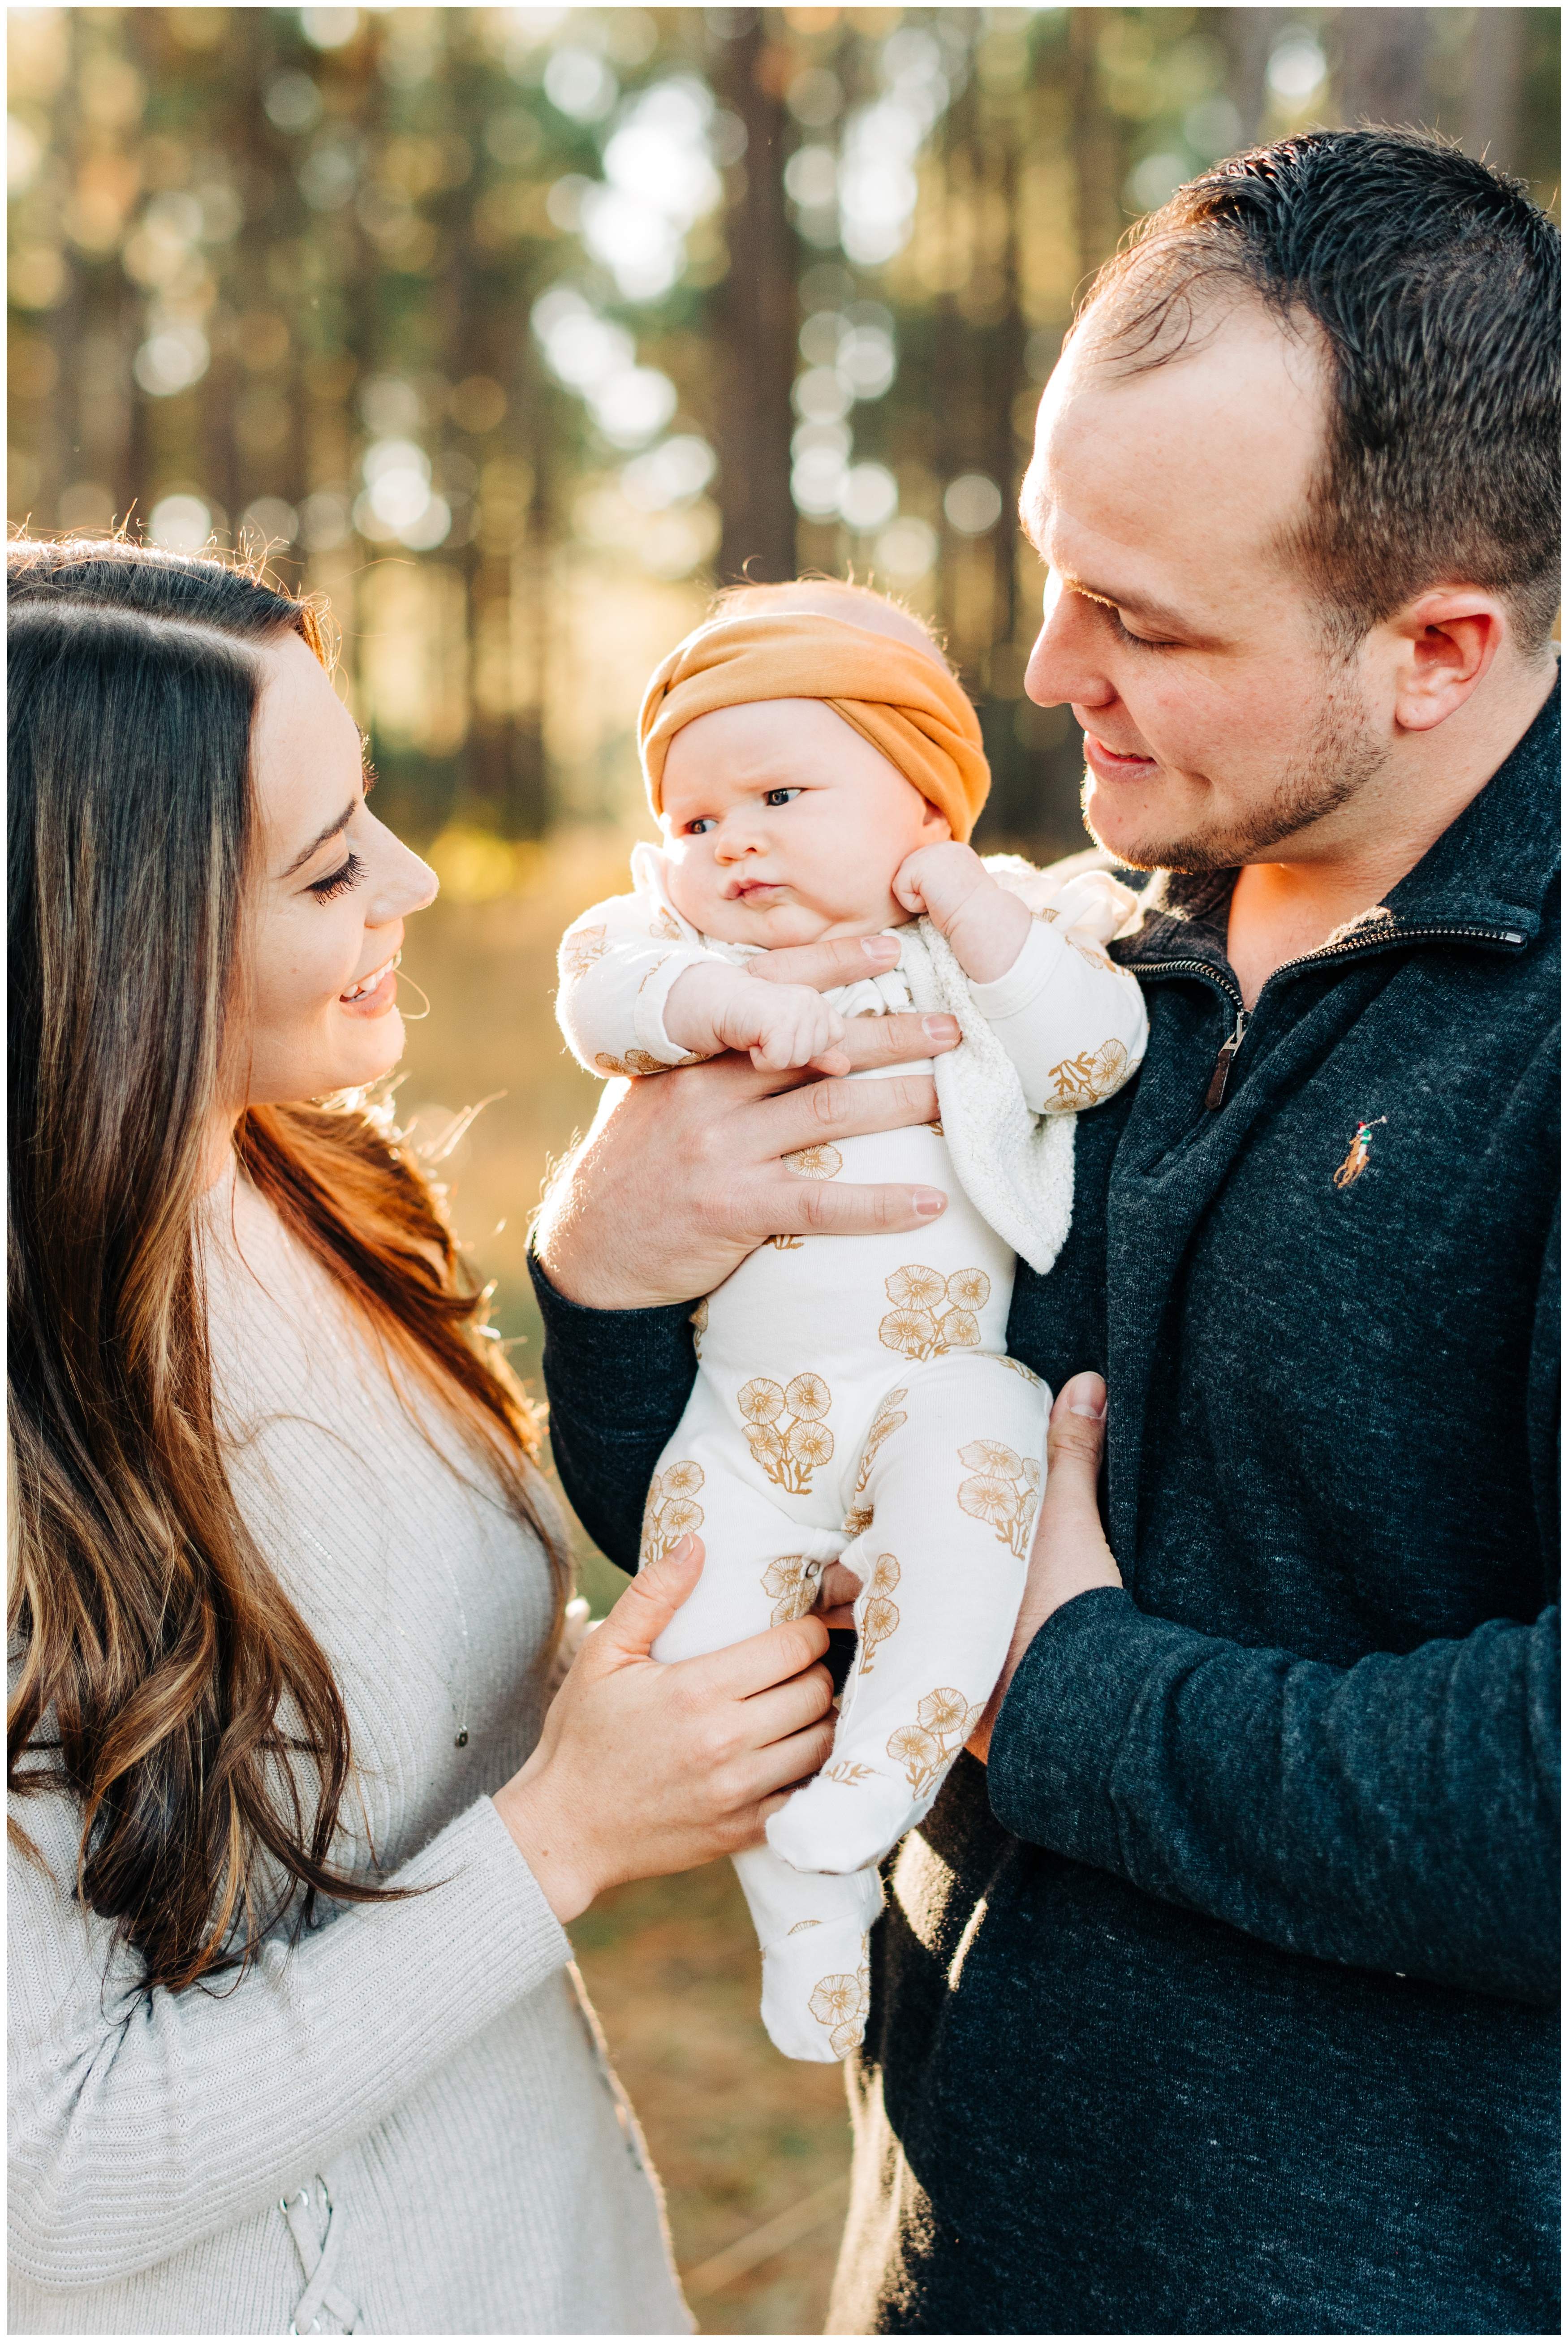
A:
[637,613,991,843]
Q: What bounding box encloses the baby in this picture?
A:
[556,581,1147,2062]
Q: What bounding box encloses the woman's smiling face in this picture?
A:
[230,630,438,1111]
[659,697,951,947]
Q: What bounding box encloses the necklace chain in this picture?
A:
[296,1520,473,1750]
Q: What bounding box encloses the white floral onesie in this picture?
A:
[557,844,1148,2061]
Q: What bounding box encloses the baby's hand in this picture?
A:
[735,978,851,1074]
[893,840,994,929]
[894,843,1031,986]
[664,960,850,1075]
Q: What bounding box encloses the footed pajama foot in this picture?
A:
[760,1911,877,2063]
[765,1764,932,1877]
[732,1847,884,2063]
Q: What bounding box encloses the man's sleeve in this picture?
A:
[529,1252,698,1570]
[988,1591,1560,2005]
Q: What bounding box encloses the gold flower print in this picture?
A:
[761,1552,822,1625]
[887,1688,986,1799]
[650,906,683,940]
[842,1388,908,1536]
[595,1049,671,1078]
[995,1355,1043,1387]
[810,1960,870,2058]
[559,924,609,982]
[787,1919,822,1933]
[640,1459,705,1566]
[1034,905,1060,923]
[857,1554,901,1676]
[1045,1037,1130,1111]
[1068,933,1114,969]
[690,1297,708,1357]
[879,1265,991,1360]
[738,1372,835,1495]
[821,1759,875,1785]
[784,1143,843,1178]
[765,1232,805,1250]
[956,1439,1041,1560]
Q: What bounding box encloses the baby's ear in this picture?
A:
[918,796,953,840]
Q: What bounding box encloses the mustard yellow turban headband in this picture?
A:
[637,613,991,844]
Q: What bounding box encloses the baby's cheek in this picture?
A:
[660,847,705,923]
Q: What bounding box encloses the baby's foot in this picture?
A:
[766,1763,933,1877]
[759,1910,877,2064]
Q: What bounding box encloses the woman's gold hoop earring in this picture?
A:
[391,951,432,1022]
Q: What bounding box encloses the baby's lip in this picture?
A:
[725,878,785,900]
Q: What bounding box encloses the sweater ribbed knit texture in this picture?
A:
[7,1165,691,2337]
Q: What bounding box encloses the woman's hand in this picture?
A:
[967,1373,1121,1763]
[493,1536,838,1922]
[533,933,961,1311]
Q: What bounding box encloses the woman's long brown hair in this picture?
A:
[7,538,564,1993]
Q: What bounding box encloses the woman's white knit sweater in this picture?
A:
[7,1164,691,2337]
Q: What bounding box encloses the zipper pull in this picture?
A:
[1205,1009,1249,1110]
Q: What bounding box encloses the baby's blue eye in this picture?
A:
[685,817,716,835]
[764,788,801,808]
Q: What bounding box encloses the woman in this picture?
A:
[7,538,838,2335]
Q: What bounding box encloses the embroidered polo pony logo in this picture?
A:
[1333,1117,1386,1189]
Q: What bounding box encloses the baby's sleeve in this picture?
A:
[556,891,719,1077]
[967,869,1149,1115]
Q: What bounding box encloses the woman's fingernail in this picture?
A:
[913,1188,947,1218]
[923,1015,961,1045]
[1069,1402,1105,1420]
[668,1533,696,1561]
[862,935,899,960]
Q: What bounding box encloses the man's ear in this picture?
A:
[1388,589,1509,733]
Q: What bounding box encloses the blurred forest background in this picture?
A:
[9,8,1560,2329]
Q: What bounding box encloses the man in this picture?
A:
[530,132,1559,2332]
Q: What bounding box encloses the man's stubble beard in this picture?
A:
[1081,659,1392,875]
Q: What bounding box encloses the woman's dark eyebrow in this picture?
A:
[282,798,358,876]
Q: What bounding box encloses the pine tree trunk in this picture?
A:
[1334,8,1435,129]
[1464,7,1525,169]
[710,17,798,584]
[1222,9,1276,147]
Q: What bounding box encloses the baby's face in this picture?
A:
[659,698,951,947]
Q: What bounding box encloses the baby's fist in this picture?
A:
[894,842,1033,985]
[893,841,993,928]
[745,981,849,1076]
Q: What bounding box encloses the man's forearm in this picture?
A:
[989,1589,1560,2005]
[529,1252,698,1569]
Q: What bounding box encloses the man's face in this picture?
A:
[1021,298,1387,872]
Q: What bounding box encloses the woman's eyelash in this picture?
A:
[308,849,366,901]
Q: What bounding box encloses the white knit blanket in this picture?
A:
[899,917,1077,1279]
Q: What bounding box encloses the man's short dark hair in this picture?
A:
[1081,129,1561,652]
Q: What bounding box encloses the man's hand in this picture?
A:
[535,933,962,1310]
[967,1373,1121,1762]
[893,841,1033,986]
